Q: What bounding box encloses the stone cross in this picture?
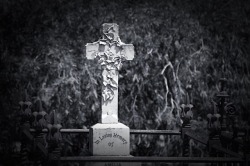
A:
[86,23,134,124]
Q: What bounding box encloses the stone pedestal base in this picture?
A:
[89,123,130,156]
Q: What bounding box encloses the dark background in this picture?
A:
[0,0,250,163]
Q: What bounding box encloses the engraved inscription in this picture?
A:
[108,142,114,147]
[94,132,128,146]
[113,133,128,144]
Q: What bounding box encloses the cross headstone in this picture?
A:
[86,23,135,157]
[86,23,134,124]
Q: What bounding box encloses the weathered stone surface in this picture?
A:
[89,123,130,156]
[86,24,134,157]
[85,23,134,124]
[86,42,99,59]
[102,23,119,42]
[101,68,119,124]
[122,44,134,60]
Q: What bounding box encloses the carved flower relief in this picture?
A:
[102,87,114,104]
[96,38,125,65]
[102,69,118,103]
[94,41,126,104]
[103,24,119,43]
[104,32,114,41]
[95,48,125,71]
[96,51,118,103]
[102,69,118,88]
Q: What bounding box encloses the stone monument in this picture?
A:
[86,23,134,156]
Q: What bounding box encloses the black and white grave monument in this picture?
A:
[86,23,134,156]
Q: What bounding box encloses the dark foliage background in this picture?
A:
[0,0,249,162]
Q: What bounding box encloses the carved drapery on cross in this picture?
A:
[86,23,134,123]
